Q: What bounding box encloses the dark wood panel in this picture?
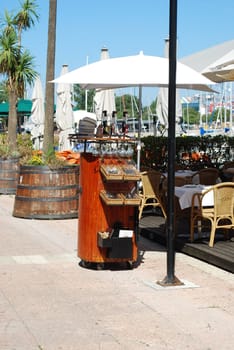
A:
[139,214,234,273]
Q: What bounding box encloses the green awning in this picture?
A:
[0,102,9,116]
[17,99,32,113]
[0,99,32,117]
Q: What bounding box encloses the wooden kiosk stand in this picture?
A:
[77,137,140,268]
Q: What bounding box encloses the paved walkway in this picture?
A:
[0,195,233,350]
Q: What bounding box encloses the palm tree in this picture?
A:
[13,0,39,97]
[43,0,57,156]
[0,0,39,151]
[0,29,37,150]
[13,0,39,47]
[0,10,16,36]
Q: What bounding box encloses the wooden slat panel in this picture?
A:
[139,214,234,273]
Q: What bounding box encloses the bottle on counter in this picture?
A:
[102,110,109,135]
[110,111,117,136]
[96,123,103,137]
[121,111,128,135]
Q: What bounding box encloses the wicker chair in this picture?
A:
[192,168,220,185]
[161,176,189,236]
[222,161,234,169]
[138,170,166,220]
[190,182,234,247]
[221,161,234,181]
[175,176,188,187]
[162,176,187,207]
[174,177,191,235]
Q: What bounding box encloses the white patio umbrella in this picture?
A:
[30,76,45,150]
[202,49,234,83]
[94,48,116,124]
[55,64,74,151]
[156,39,183,135]
[156,88,182,133]
[52,51,215,91]
[52,51,215,168]
[180,40,234,73]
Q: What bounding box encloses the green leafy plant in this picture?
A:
[25,146,70,169]
[0,133,33,159]
[140,135,234,171]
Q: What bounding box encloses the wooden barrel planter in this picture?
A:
[13,165,80,219]
[0,157,20,195]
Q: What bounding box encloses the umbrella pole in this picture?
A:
[158,0,183,287]
[136,86,142,171]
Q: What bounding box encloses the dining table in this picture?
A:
[222,167,234,175]
[175,184,214,210]
[163,170,197,183]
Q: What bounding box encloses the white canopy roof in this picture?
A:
[180,39,234,73]
[52,52,215,92]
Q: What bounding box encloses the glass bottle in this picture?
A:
[102,110,109,135]
[121,111,128,134]
[111,111,117,136]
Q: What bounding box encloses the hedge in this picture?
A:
[138,135,234,171]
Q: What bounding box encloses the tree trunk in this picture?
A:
[43,0,57,155]
[8,90,18,151]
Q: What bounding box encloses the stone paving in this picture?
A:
[0,194,233,350]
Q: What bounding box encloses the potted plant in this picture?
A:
[0,133,33,194]
[1,1,81,219]
[13,146,80,219]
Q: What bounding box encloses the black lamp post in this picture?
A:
[158,0,183,286]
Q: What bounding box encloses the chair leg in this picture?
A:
[138,207,143,220]
[209,224,216,247]
[138,200,145,220]
[190,204,196,242]
[160,204,167,219]
[190,216,196,242]
[197,220,202,238]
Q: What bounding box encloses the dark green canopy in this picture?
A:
[0,99,32,118]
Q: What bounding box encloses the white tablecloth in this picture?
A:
[164,170,197,179]
[175,185,213,210]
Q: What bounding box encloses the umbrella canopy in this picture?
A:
[180,39,234,73]
[94,48,116,123]
[156,39,183,135]
[55,64,74,151]
[52,51,215,92]
[156,87,183,131]
[30,76,45,149]
[53,51,215,169]
[202,49,234,82]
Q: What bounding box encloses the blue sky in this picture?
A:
[1,0,234,105]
